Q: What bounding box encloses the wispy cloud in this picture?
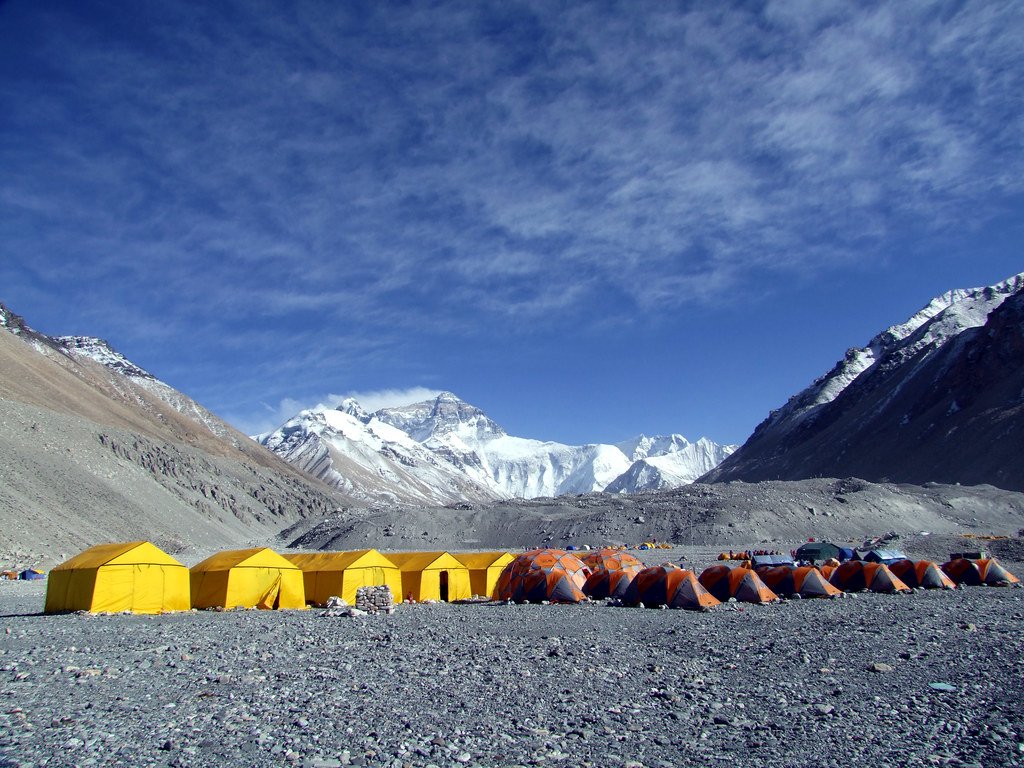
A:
[1,1,1022,433]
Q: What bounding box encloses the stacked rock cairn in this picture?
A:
[355,585,395,614]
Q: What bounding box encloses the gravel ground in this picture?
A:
[2,559,1024,768]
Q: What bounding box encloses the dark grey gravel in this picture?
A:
[2,574,1024,768]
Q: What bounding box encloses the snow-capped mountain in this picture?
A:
[702,272,1024,490]
[258,391,736,503]
[607,437,736,492]
[257,405,501,506]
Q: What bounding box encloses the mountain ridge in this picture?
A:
[258,393,736,503]
[701,272,1024,490]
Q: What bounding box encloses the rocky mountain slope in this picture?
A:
[259,392,736,504]
[283,476,1024,554]
[702,273,1024,491]
[0,303,351,568]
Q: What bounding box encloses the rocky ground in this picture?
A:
[2,551,1023,768]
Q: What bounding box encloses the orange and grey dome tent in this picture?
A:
[942,557,982,586]
[621,566,720,610]
[977,558,1020,586]
[699,565,779,604]
[191,548,305,610]
[284,549,402,606]
[494,549,590,603]
[828,560,911,594]
[583,566,642,600]
[945,557,1021,586]
[757,565,842,599]
[45,541,190,614]
[889,559,956,590]
[581,549,643,572]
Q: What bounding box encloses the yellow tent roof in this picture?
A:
[386,551,465,571]
[284,549,397,571]
[52,542,185,571]
[455,552,514,570]
[282,552,332,569]
[191,548,299,572]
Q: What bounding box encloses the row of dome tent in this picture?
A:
[491,548,1020,607]
[43,542,516,614]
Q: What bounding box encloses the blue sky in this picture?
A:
[2,1,1023,446]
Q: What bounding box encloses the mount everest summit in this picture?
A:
[258,392,737,505]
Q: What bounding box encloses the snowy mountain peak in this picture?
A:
[337,397,370,423]
[54,336,157,380]
[373,391,506,442]
[616,434,693,461]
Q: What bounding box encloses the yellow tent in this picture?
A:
[283,549,402,606]
[190,548,305,610]
[44,541,190,614]
[455,551,514,598]
[386,551,472,602]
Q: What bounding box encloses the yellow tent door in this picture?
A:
[190,548,306,610]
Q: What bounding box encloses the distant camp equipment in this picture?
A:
[795,542,842,563]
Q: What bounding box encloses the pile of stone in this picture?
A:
[355,585,394,614]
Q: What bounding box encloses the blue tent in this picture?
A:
[19,569,45,581]
[751,554,795,568]
[863,549,906,564]
[837,547,861,562]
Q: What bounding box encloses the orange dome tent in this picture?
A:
[889,559,955,590]
[698,565,778,604]
[581,549,643,572]
[756,565,842,599]
[828,561,911,594]
[494,549,590,603]
[942,558,981,586]
[621,566,720,610]
[976,558,1020,586]
[583,567,641,600]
